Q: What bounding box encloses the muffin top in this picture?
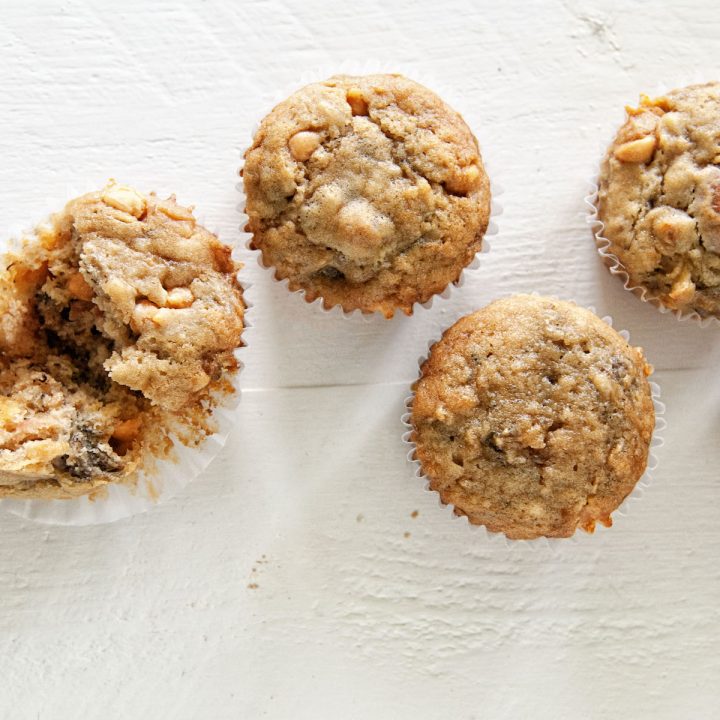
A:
[410,295,655,540]
[597,82,720,318]
[0,182,245,498]
[243,73,491,317]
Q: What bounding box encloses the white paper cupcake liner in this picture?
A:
[586,78,720,328]
[0,182,250,526]
[237,61,503,321]
[400,300,667,550]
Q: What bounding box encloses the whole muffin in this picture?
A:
[597,82,720,318]
[243,73,491,317]
[410,295,655,540]
[0,181,245,499]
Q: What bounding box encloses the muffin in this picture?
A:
[0,181,245,499]
[243,73,491,317]
[410,295,655,540]
[596,82,720,318]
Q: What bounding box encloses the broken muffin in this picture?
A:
[0,181,245,499]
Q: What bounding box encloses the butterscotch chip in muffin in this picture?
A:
[243,74,491,317]
[410,295,655,540]
[0,181,245,499]
[597,82,720,318]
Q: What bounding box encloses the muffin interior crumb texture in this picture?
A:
[411,295,655,540]
[243,73,491,317]
[0,181,245,499]
[598,82,720,317]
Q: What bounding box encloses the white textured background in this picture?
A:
[1,1,720,718]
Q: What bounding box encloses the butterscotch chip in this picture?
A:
[288,131,321,161]
[0,182,245,499]
[613,136,657,163]
[67,272,94,301]
[243,73,491,317]
[346,88,369,116]
[112,417,143,443]
[166,287,194,308]
[410,295,655,540]
[101,182,147,219]
[597,82,720,318]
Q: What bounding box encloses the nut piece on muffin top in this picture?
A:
[597,82,720,318]
[243,73,491,317]
[0,181,245,499]
[410,295,655,540]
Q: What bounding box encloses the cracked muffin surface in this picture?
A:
[410,295,654,540]
[597,82,720,317]
[243,73,491,316]
[0,181,245,499]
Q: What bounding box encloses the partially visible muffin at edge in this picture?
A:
[597,82,720,318]
[243,73,491,317]
[0,181,245,499]
[410,295,655,540]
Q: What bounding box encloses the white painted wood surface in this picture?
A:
[1,1,719,718]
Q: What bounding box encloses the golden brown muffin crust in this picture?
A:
[597,82,720,317]
[243,73,491,317]
[410,295,655,540]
